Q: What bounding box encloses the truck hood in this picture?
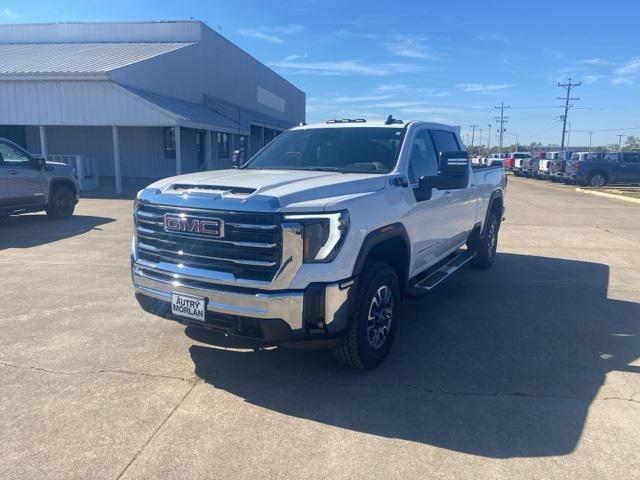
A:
[140,168,388,212]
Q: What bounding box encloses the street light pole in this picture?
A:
[487,124,492,152]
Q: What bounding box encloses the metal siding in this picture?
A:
[25,126,40,153]
[45,126,115,176]
[109,42,206,104]
[0,80,175,126]
[110,24,305,125]
[180,128,199,173]
[119,127,175,179]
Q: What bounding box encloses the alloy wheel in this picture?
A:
[366,285,394,350]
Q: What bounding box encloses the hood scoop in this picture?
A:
[171,184,256,195]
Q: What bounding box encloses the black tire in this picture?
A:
[587,171,607,188]
[333,261,400,370]
[46,185,76,219]
[471,212,499,270]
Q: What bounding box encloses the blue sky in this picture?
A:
[2,0,639,146]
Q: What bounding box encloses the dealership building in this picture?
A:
[0,21,305,193]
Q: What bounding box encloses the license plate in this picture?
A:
[171,293,206,322]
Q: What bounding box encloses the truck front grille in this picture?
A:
[134,203,282,282]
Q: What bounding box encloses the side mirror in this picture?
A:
[419,174,468,192]
[34,156,46,169]
[438,151,469,176]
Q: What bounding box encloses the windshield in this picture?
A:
[245,127,405,174]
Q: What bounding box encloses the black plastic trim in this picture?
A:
[482,189,504,238]
[352,223,411,280]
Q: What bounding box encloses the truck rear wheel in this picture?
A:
[333,261,400,370]
[588,172,607,187]
[471,213,499,270]
[46,185,75,219]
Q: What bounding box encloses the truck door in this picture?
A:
[403,128,451,274]
[620,153,640,182]
[430,130,477,250]
[0,141,46,206]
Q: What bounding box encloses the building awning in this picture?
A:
[124,87,248,134]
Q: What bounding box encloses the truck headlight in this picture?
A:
[285,211,350,263]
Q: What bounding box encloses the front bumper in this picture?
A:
[132,259,354,347]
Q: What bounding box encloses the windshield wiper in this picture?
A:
[291,167,344,173]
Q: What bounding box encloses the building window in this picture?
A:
[217,132,229,158]
[164,127,176,159]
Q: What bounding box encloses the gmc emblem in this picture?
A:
[164,214,223,237]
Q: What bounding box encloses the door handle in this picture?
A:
[8,170,17,175]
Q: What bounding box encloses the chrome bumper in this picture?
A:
[132,261,353,336]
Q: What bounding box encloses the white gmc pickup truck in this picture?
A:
[132,118,506,369]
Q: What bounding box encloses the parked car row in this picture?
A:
[508,150,640,187]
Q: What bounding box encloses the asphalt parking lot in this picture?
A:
[1,176,639,480]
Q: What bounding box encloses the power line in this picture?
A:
[573,126,640,133]
[494,102,510,152]
[557,78,581,151]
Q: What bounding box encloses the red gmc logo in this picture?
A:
[164,214,222,237]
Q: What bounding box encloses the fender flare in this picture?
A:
[352,222,411,278]
[49,178,79,202]
[481,189,504,237]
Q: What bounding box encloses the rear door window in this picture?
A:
[431,130,460,152]
[622,153,640,163]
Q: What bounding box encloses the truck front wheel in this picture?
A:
[333,261,400,370]
[46,185,76,219]
[471,213,499,270]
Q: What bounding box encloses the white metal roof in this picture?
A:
[0,42,193,75]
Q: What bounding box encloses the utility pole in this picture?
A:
[487,124,492,152]
[557,78,581,151]
[566,122,571,150]
[494,102,510,152]
[469,124,478,151]
[588,131,593,152]
[617,134,624,151]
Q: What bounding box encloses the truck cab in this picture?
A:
[132,118,506,369]
[0,138,79,219]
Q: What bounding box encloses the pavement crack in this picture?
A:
[0,361,197,383]
[601,396,640,405]
[115,380,200,480]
